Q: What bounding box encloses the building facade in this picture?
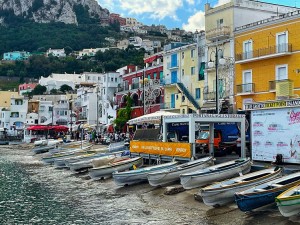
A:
[235,10,300,110]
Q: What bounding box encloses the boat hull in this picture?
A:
[200,168,282,207]
[89,157,143,180]
[276,185,300,217]
[113,162,178,186]
[180,159,252,189]
[235,190,283,212]
[148,157,214,187]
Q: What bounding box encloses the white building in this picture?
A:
[1,95,28,136]
[78,48,109,58]
[46,48,66,58]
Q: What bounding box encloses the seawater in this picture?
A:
[0,153,100,224]
[0,145,203,225]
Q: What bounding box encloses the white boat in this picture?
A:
[41,145,93,164]
[69,153,129,172]
[147,156,214,187]
[113,161,178,186]
[276,184,300,217]
[200,167,282,207]
[180,158,252,189]
[88,157,143,180]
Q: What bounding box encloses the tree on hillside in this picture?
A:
[60,84,73,93]
[32,84,47,95]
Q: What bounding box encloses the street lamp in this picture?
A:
[208,46,226,114]
[69,96,73,139]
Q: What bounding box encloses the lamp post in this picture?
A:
[208,46,226,114]
[69,96,73,139]
[96,86,99,132]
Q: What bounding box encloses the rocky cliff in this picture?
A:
[0,0,109,24]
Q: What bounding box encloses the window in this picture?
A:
[243,70,252,92]
[276,31,288,53]
[153,72,157,79]
[191,67,195,75]
[276,64,288,80]
[217,18,223,28]
[243,40,253,59]
[182,69,184,76]
[115,78,117,82]
[191,49,195,58]
[182,52,184,59]
[195,88,201,99]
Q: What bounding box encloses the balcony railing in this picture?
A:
[206,26,231,41]
[204,91,216,101]
[167,60,179,69]
[236,43,292,61]
[236,83,255,94]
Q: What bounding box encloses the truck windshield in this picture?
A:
[197,131,209,140]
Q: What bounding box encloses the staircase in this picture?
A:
[176,83,201,110]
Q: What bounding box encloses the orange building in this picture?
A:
[234,10,300,110]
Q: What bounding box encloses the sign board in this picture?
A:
[130,141,192,158]
[245,99,300,110]
[251,107,300,164]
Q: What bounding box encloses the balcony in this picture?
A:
[235,43,292,63]
[269,80,276,91]
[204,91,216,101]
[206,26,231,41]
[160,102,175,110]
[236,83,255,95]
[167,60,179,70]
[275,79,294,100]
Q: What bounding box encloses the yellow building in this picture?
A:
[235,10,300,110]
[163,43,203,114]
[0,91,19,109]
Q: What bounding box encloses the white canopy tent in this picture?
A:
[128,111,180,125]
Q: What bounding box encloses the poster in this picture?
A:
[251,107,300,164]
[130,141,192,158]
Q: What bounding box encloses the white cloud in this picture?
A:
[98,0,115,10]
[109,0,185,20]
[182,11,205,32]
[214,0,231,7]
[185,0,195,5]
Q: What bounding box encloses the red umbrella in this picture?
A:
[27,125,48,131]
[49,125,69,132]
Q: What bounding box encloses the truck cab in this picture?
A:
[195,130,222,154]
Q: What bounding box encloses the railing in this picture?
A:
[204,91,216,101]
[176,83,200,109]
[236,43,292,61]
[236,83,255,94]
[206,26,231,40]
[167,60,179,69]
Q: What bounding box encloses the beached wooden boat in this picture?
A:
[235,172,300,212]
[32,145,56,154]
[53,147,110,168]
[41,145,93,164]
[200,167,282,207]
[113,161,178,186]
[88,157,143,180]
[276,184,300,217]
[69,153,129,172]
[49,141,91,154]
[180,158,252,190]
[147,156,214,187]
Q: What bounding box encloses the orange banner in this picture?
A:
[130,141,192,158]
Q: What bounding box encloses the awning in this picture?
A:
[27,125,69,132]
[128,110,179,125]
[198,62,205,80]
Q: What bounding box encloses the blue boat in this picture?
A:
[235,171,300,212]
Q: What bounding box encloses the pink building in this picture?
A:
[19,83,38,95]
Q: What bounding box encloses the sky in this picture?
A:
[98,0,299,32]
